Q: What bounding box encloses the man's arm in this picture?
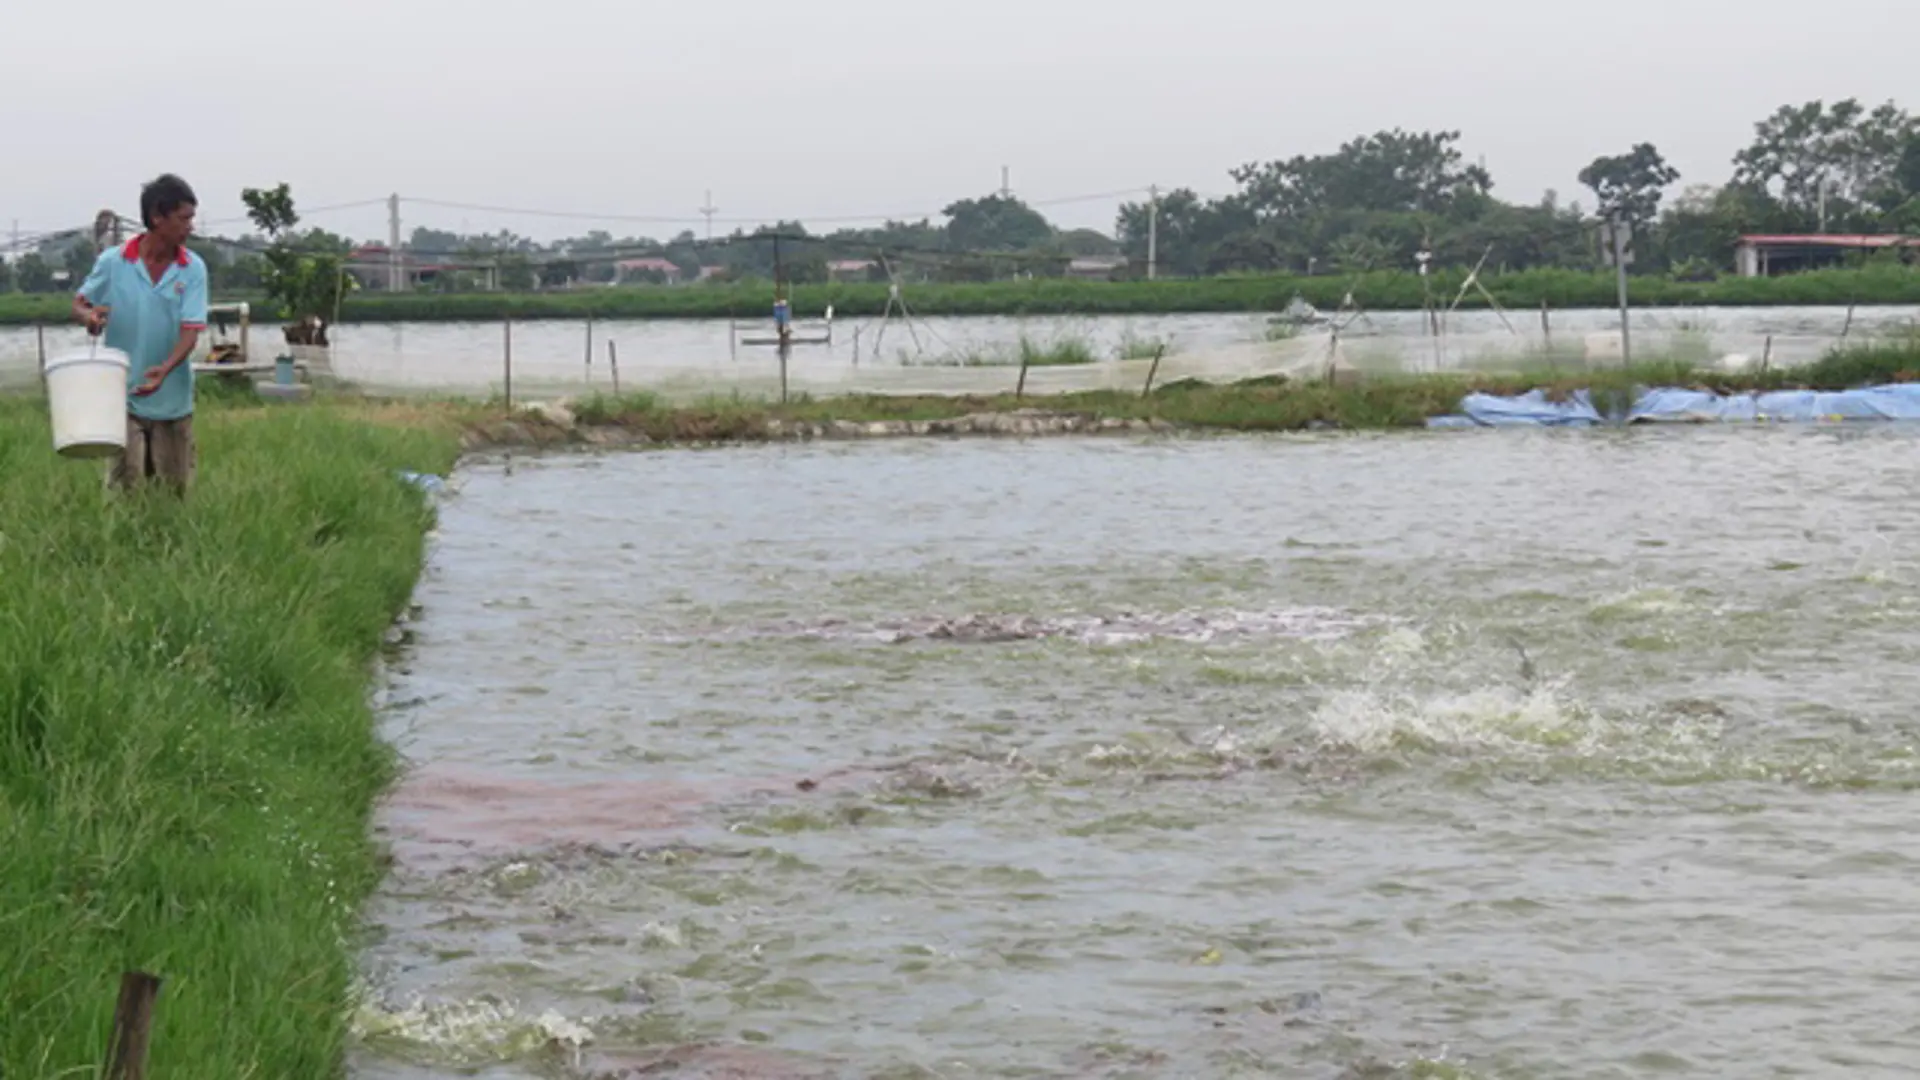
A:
[73,252,112,333]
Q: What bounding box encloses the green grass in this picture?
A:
[548,338,1920,441]
[1017,334,1098,367]
[1114,330,1173,361]
[911,332,1101,368]
[4,262,1920,326]
[1793,333,1920,386]
[0,393,460,1078]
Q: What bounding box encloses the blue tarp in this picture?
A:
[1429,383,1920,428]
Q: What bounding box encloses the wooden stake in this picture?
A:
[105,971,163,1080]
[608,340,620,395]
[1015,346,1031,400]
[778,337,790,405]
[1762,334,1773,374]
[1142,343,1167,398]
[503,316,514,411]
[585,315,594,383]
[36,322,47,374]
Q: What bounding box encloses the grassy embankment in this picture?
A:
[3,263,1920,326]
[0,392,460,1078]
[536,337,1920,440]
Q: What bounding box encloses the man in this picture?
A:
[73,174,208,495]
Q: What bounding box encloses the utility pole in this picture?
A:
[1147,184,1160,281]
[1610,211,1632,368]
[700,190,718,242]
[387,194,402,292]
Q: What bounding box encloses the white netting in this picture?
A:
[3,306,1914,402]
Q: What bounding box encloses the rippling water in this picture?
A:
[354,428,1920,1078]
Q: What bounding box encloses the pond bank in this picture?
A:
[451,341,1920,450]
[0,398,461,1078]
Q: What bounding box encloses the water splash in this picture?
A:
[649,606,1388,647]
[1308,680,1603,756]
[352,992,596,1069]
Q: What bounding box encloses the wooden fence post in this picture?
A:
[104,971,163,1080]
[1141,344,1167,398]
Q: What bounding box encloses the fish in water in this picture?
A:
[1510,639,1537,684]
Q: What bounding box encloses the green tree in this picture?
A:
[537,259,579,289]
[1897,134,1920,201]
[242,183,355,345]
[1579,143,1680,229]
[498,254,535,291]
[1115,190,1258,275]
[1050,228,1119,257]
[59,241,96,286]
[16,253,55,293]
[1732,98,1917,229]
[1230,129,1493,221]
[941,195,1054,253]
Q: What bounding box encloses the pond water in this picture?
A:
[5,305,1916,400]
[352,426,1920,1078]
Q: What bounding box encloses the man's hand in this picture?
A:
[133,367,166,396]
[75,302,111,336]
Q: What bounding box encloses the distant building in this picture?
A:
[1734,234,1920,277]
[827,259,878,283]
[346,245,454,291]
[1066,255,1128,281]
[615,257,683,285]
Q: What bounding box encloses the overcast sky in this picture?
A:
[5,0,1917,245]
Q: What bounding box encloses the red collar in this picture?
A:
[122,235,191,268]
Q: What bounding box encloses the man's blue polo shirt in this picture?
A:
[77,237,209,422]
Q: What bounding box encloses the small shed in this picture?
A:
[1733,234,1920,277]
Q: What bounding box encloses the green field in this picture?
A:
[0,395,459,1078]
[4,263,1919,327]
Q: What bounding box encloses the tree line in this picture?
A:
[1116,98,1920,280]
[6,96,1916,297]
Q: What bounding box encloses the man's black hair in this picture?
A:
[140,174,197,229]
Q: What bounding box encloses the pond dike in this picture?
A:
[459,402,1183,452]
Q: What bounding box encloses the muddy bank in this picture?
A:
[458,403,1180,452]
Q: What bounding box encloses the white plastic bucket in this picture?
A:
[44,346,130,459]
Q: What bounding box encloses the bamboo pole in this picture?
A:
[104,971,163,1080]
[608,339,620,395]
[1142,343,1167,398]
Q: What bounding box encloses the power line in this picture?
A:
[401,185,1151,229]
[197,197,392,229]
